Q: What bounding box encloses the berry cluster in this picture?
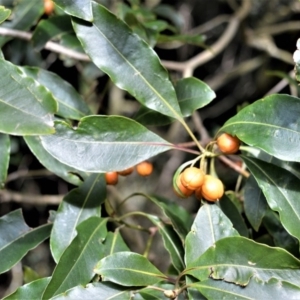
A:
[105,161,153,185]
[173,133,240,202]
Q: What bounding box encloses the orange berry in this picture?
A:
[174,174,194,198]
[199,175,224,202]
[217,133,240,154]
[118,167,134,176]
[180,167,205,190]
[105,172,118,185]
[44,0,54,15]
[136,161,153,176]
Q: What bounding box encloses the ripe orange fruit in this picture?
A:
[217,133,240,154]
[136,161,153,176]
[180,167,205,190]
[118,167,134,176]
[174,174,194,198]
[105,172,118,185]
[198,175,224,202]
[44,0,54,15]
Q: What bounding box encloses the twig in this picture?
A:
[6,169,54,183]
[0,189,63,205]
[218,155,250,178]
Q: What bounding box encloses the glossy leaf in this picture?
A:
[134,105,173,126]
[24,136,84,186]
[50,174,105,263]
[0,59,56,135]
[185,203,239,266]
[145,195,193,241]
[221,94,300,162]
[136,283,180,300]
[243,175,269,231]
[32,15,73,51]
[102,231,130,256]
[147,214,185,273]
[0,5,10,24]
[192,277,300,300]
[243,156,300,242]
[4,277,51,300]
[185,236,300,286]
[52,282,132,300]
[0,133,9,188]
[42,217,108,299]
[0,0,44,46]
[94,252,168,286]
[53,0,93,21]
[40,116,172,172]
[263,209,299,257]
[176,77,215,117]
[219,195,248,237]
[21,67,90,120]
[73,3,182,119]
[0,209,52,274]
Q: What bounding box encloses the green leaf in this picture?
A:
[23,266,40,284]
[157,34,206,47]
[24,136,84,186]
[134,105,173,126]
[185,236,300,286]
[0,59,56,135]
[94,252,168,286]
[176,77,216,117]
[42,217,108,299]
[136,283,179,300]
[40,116,172,172]
[219,195,248,237]
[53,0,93,21]
[185,203,239,267]
[4,277,51,300]
[0,209,52,274]
[192,277,300,300]
[0,0,44,47]
[102,230,130,256]
[220,94,300,162]
[263,209,299,257]
[145,195,193,241]
[50,174,105,263]
[52,282,132,300]
[21,66,91,120]
[243,175,269,231]
[72,3,182,119]
[32,15,73,51]
[0,133,9,188]
[243,156,300,242]
[146,214,185,273]
[0,5,11,24]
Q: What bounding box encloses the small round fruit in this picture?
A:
[136,161,153,176]
[217,133,240,154]
[118,167,134,176]
[105,172,118,185]
[180,167,205,190]
[174,174,194,198]
[44,0,54,15]
[200,175,224,202]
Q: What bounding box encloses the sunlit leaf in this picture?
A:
[185,236,300,286]
[52,282,132,300]
[0,59,56,135]
[50,174,105,263]
[192,277,300,300]
[72,3,182,119]
[21,66,90,120]
[4,277,50,300]
[0,5,10,24]
[42,217,107,299]
[221,94,300,162]
[0,133,9,189]
[243,156,300,242]
[0,209,52,274]
[40,116,172,172]
[94,252,168,286]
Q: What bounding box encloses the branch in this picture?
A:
[0,189,63,205]
[0,27,90,61]
[161,0,252,76]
